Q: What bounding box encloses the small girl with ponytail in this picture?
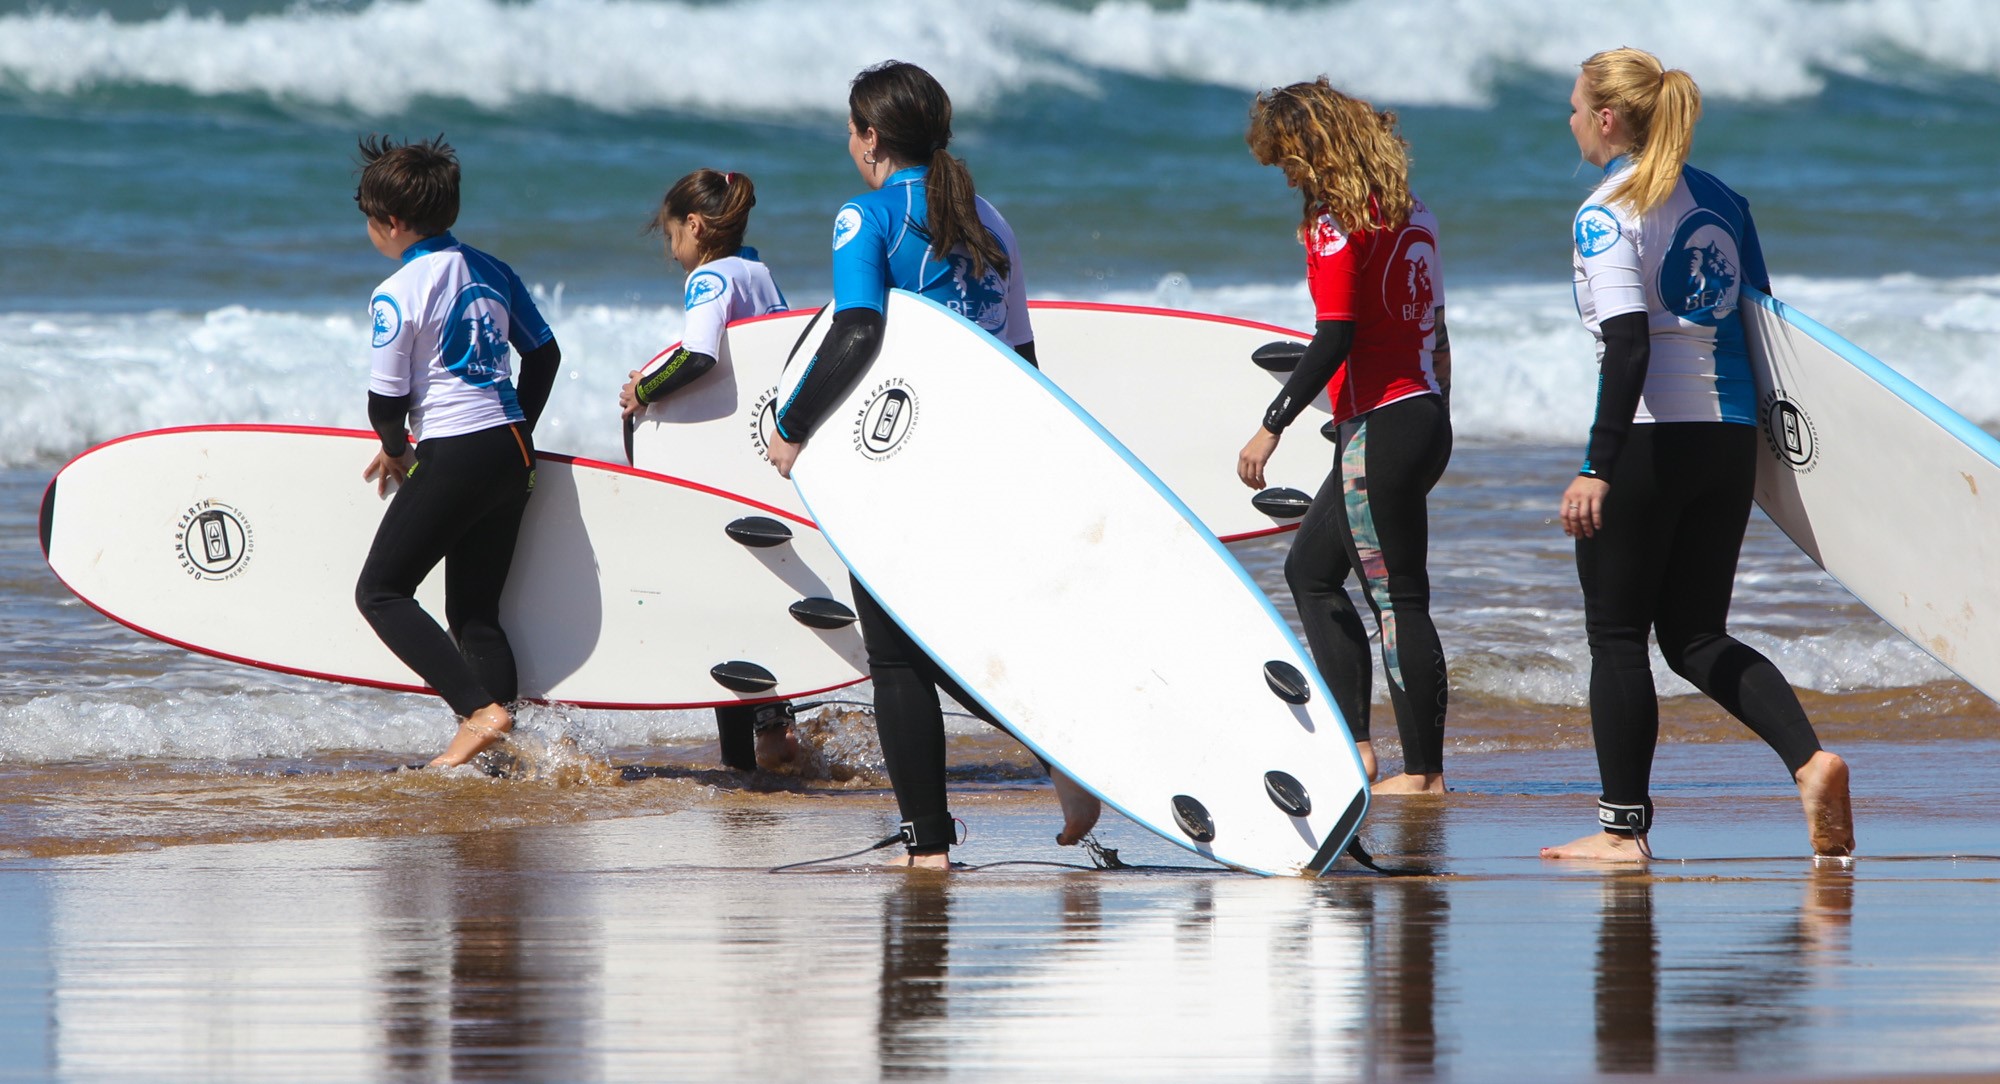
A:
[618,169,788,416]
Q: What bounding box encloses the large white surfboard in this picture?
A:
[1744,287,2000,701]
[40,425,866,708]
[777,290,1371,877]
[629,302,1333,542]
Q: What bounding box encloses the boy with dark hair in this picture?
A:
[352,133,562,768]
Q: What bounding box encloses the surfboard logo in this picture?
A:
[1761,391,1819,472]
[174,500,253,581]
[748,385,781,462]
[853,379,917,460]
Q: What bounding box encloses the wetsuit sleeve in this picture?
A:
[1262,320,1355,433]
[1305,214,1360,321]
[774,307,884,442]
[367,391,412,456]
[830,201,888,317]
[1575,203,1645,321]
[514,339,562,433]
[680,268,733,358]
[1737,198,1771,294]
[1578,311,1651,479]
[634,346,715,404]
[502,263,556,354]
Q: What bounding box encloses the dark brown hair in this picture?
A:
[849,60,1008,280]
[354,133,459,236]
[648,168,757,265]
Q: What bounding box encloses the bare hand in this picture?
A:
[768,435,803,479]
[363,449,416,497]
[1237,428,1280,489]
[618,370,645,419]
[1560,475,1610,538]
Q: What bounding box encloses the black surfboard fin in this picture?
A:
[1320,419,1340,444]
[1250,487,1311,519]
[1263,660,1311,704]
[1171,794,1216,843]
[789,597,858,629]
[725,516,792,548]
[710,660,779,693]
[1251,341,1308,372]
[1263,770,1312,818]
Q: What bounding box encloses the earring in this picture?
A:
[863,152,877,165]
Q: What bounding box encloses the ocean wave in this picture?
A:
[5,272,1997,467]
[2,0,1997,115]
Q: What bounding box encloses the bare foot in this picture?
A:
[1050,767,1102,846]
[1355,740,1378,782]
[1795,750,1854,857]
[755,722,802,771]
[428,703,513,768]
[1370,772,1446,795]
[1541,830,1649,863]
[885,852,952,870]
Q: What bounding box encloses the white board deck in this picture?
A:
[779,290,1370,877]
[629,301,1333,542]
[1744,287,2000,701]
[40,425,866,708]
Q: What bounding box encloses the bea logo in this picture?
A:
[1384,226,1438,331]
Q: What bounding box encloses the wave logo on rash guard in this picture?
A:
[1659,208,1739,325]
[1384,227,1439,332]
[832,206,863,251]
[443,282,512,387]
[944,254,1010,333]
[370,294,402,348]
[1574,205,1621,257]
[685,271,727,309]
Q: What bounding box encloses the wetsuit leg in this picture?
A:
[1285,458,1375,742]
[356,424,534,718]
[443,439,533,706]
[1333,395,1453,774]
[1649,424,1822,776]
[1576,424,1673,819]
[851,575,954,853]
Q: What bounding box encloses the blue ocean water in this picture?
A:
[2,0,1998,765]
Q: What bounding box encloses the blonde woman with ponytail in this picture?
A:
[767,60,1097,868]
[1545,47,1852,862]
[1237,78,1454,795]
[618,168,793,773]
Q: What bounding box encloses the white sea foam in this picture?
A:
[1,0,1996,115]
[7,273,1997,468]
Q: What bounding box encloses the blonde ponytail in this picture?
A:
[1580,47,1703,214]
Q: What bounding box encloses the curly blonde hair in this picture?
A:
[1247,78,1412,236]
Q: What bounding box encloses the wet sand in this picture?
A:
[3,739,1998,1082]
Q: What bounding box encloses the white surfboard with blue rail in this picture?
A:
[40,426,866,709]
[628,302,1331,543]
[1744,286,2000,701]
[776,290,1371,877]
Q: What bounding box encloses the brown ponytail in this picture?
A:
[849,60,1010,280]
[649,168,757,265]
[1579,47,1702,215]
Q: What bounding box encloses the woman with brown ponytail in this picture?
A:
[1236,78,1454,795]
[766,60,1097,868]
[1544,47,1852,861]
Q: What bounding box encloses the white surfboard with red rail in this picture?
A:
[40,425,865,708]
[627,301,1334,542]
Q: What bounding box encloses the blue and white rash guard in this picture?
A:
[1572,157,1769,426]
[830,165,1031,346]
[680,246,788,358]
[368,232,554,441]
